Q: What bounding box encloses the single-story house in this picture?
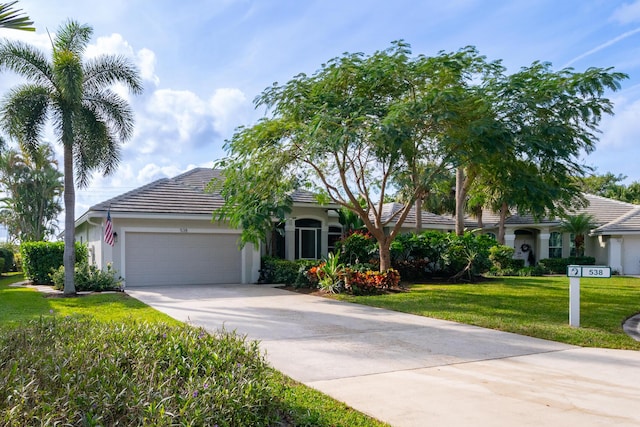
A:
[75,168,640,286]
[75,168,345,287]
[460,194,640,274]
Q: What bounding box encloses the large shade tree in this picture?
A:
[0,20,142,294]
[453,62,626,237]
[214,42,502,271]
[0,144,62,241]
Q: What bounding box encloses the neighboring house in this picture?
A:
[463,194,640,274]
[75,168,640,287]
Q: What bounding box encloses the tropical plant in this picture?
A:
[337,207,365,235]
[0,145,62,242]
[0,1,33,31]
[0,20,142,294]
[559,213,598,257]
[316,251,344,293]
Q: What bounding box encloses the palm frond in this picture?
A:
[0,39,54,86]
[53,19,91,55]
[0,1,34,32]
[73,105,121,187]
[84,89,135,141]
[0,84,50,152]
[84,55,143,95]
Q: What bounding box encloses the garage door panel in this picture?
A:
[125,232,241,286]
[623,237,640,275]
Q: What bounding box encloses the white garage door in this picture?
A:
[623,237,640,275]
[125,232,242,287]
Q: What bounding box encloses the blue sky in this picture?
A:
[2,0,640,225]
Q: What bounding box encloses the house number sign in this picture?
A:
[566,265,611,327]
[180,228,188,233]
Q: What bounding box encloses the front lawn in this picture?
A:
[336,275,640,350]
[0,275,387,426]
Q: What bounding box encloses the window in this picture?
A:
[271,223,285,259]
[328,226,342,253]
[569,233,577,257]
[549,232,562,258]
[295,219,321,259]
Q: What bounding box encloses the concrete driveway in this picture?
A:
[128,284,640,427]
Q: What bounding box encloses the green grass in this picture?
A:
[0,273,387,426]
[0,272,180,327]
[336,275,640,350]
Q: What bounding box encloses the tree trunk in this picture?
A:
[379,238,392,272]
[497,201,508,245]
[475,205,483,229]
[63,143,76,295]
[415,197,422,233]
[455,167,466,235]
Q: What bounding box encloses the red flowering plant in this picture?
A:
[343,268,401,295]
[305,263,325,285]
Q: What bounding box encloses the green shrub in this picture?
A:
[0,317,281,426]
[489,245,515,270]
[441,232,494,280]
[259,256,318,286]
[20,241,88,284]
[51,263,124,292]
[389,231,493,281]
[335,231,378,265]
[0,245,14,272]
[538,256,596,274]
[0,258,4,274]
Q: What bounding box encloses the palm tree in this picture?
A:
[0,144,63,242]
[559,213,598,257]
[0,20,142,294]
[0,2,34,31]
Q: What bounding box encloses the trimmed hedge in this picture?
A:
[538,256,596,274]
[0,247,13,273]
[259,256,317,287]
[20,241,88,284]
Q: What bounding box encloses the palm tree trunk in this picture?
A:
[415,197,422,233]
[455,167,466,235]
[63,143,76,295]
[497,201,508,245]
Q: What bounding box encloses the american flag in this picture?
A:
[104,209,115,246]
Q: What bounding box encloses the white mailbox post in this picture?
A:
[566,265,611,327]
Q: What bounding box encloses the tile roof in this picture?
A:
[86,167,640,235]
[462,194,639,230]
[379,202,456,228]
[594,207,640,234]
[575,194,638,225]
[89,168,324,215]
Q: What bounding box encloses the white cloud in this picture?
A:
[147,89,209,142]
[137,48,160,86]
[209,88,248,134]
[86,33,160,86]
[599,96,640,148]
[136,163,183,183]
[611,1,640,24]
